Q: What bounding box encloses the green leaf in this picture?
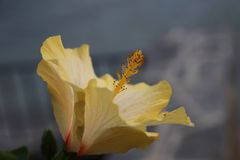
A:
[41,129,57,160]
[0,151,16,160]
[0,146,29,160]
[11,146,28,160]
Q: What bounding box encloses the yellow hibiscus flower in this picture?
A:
[37,35,194,155]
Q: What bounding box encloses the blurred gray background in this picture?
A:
[0,0,240,160]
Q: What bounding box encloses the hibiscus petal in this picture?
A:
[40,35,96,88]
[157,107,194,127]
[40,35,65,61]
[80,80,159,154]
[99,74,115,90]
[68,89,86,151]
[37,60,74,142]
[114,80,172,124]
[87,127,159,155]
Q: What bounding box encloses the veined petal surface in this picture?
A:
[87,127,159,155]
[157,107,194,127]
[37,60,74,142]
[40,35,96,88]
[80,80,159,154]
[114,80,172,125]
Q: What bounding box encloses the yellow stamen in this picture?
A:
[114,50,144,93]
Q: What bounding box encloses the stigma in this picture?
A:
[114,50,144,94]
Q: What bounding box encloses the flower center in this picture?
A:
[114,50,144,94]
